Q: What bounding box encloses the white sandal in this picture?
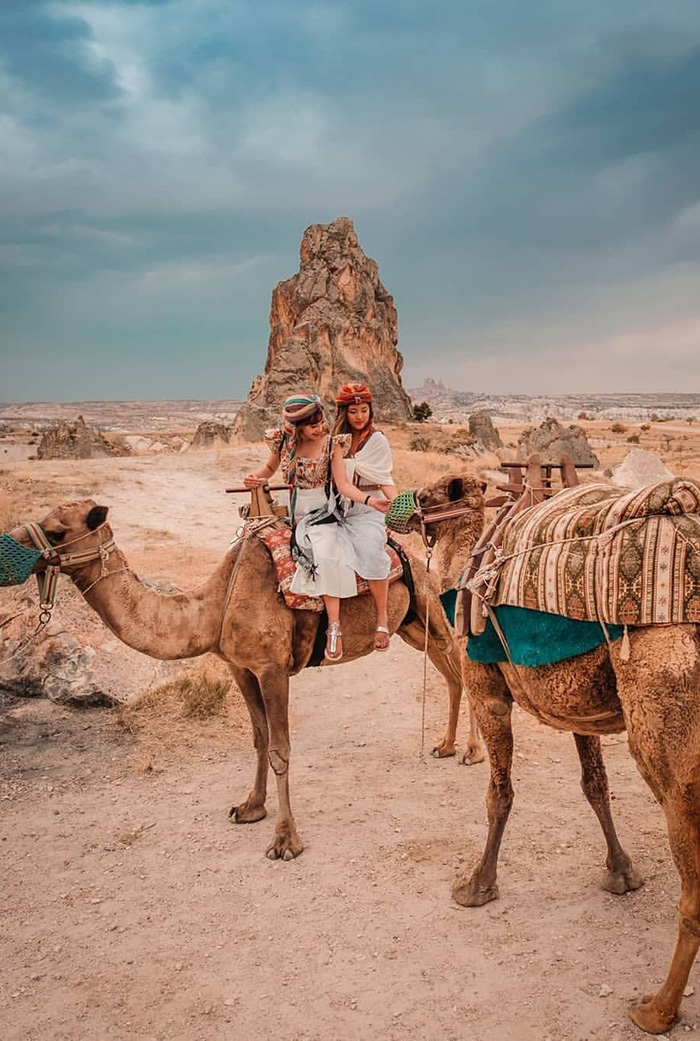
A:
[325,622,343,662]
[374,625,390,651]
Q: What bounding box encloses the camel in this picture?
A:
[416,471,700,1035]
[6,499,483,861]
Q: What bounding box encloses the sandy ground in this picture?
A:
[2,435,700,1041]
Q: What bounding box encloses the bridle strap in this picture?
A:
[20,521,117,611]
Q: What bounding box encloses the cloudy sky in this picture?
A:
[2,0,700,402]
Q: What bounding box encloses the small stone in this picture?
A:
[685,985,695,998]
[599,984,613,997]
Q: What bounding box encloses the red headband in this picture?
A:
[335,382,372,405]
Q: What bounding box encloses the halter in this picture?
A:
[385,488,482,550]
[17,521,117,614]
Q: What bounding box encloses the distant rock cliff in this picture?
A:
[235,217,412,440]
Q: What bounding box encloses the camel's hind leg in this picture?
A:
[614,627,700,1034]
[399,597,484,764]
[453,664,513,906]
[228,666,269,824]
[573,733,642,895]
[257,665,303,862]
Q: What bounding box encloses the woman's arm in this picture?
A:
[331,446,388,513]
[243,452,280,489]
[380,483,398,501]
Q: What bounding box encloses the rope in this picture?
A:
[0,609,53,668]
[420,546,433,758]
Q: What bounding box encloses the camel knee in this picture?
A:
[681,916,700,938]
[268,750,289,776]
[487,781,513,818]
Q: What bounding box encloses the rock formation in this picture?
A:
[612,448,674,489]
[36,415,130,460]
[235,217,412,439]
[190,420,232,449]
[468,411,503,451]
[518,417,600,468]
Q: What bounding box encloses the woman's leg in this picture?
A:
[323,594,342,659]
[368,579,390,649]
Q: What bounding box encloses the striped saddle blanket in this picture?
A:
[480,478,700,626]
[257,522,404,613]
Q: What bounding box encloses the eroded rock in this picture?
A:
[36,415,130,460]
[235,217,412,439]
[518,417,600,468]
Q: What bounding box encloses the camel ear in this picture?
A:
[86,505,109,530]
[447,478,464,502]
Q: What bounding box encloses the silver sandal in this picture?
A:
[325,622,343,662]
[374,625,390,651]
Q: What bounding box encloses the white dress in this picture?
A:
[338,430,394,582]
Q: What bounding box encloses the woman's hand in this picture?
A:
[369,496,389,514]
[243,473,263,489]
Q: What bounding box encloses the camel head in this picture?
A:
[4,500,111,582]
[411,473,487,589]
[415,472,486,534]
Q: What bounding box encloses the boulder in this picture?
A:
[612,449,674,489]
[518,417,600,468]
[468,411,503,450]
[190,420,232,449]
[36,415,130,460]
[235,217,412,439]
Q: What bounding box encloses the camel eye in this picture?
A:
[47,530,66,544]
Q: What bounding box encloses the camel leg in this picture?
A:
[630,797,700,1034]
[453,666,513,906]
[573,733,642,895]
[612,627,700,1033]
[257,666,303,862]
[228,667,268,824]
[399,600,484,764]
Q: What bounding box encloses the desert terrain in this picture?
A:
[2,410,700,1041]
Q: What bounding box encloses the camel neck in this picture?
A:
[74,546,235,660]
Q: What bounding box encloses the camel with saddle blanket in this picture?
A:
[407,459,700,1034]
[0,483,484,865]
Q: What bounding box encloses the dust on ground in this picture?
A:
[2,430,700,1041]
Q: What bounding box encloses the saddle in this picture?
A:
[256,522,405,612]
[465,474,700,630]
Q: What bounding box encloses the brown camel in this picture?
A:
[416,471,700,1035]
[7,500,483,860]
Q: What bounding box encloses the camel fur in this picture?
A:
[10,500,484,862]
[416,471,700,1035]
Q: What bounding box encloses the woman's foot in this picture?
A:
[374,625,390,651]
[325,622,343,661]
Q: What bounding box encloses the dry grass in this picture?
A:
[116,658,248,764]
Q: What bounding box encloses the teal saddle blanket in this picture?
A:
[440,590,624,667]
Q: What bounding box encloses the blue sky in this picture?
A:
[1,0,700,401]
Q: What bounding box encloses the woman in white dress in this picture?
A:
[331,382,398,650]
[243,393,389,662]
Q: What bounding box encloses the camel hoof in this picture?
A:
[602,864,643,895]
[265,834,304,861]
[629,996,678,1035]
[460,743,486,766]
[432,742,456,759]
[229,802,267,824]
[452,876,499,907]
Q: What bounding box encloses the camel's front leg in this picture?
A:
[228,667,269,824]
[573,733,642,894]
[453,665,512,906]
[258,666,303,861]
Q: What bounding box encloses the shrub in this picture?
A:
[640,424,650,432]
[611,422,627,434]
[626,434,640,444]
[577,411,588,420]
[650,413,660,423]
[409,435,431,452]
[412,401,433,423]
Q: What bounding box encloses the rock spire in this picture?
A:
[235,217,412,440]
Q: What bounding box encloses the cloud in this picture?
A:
[1,0,700,400]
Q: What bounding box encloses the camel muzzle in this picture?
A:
[0,533,44,587]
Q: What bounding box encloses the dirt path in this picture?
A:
[1,447,698,1040]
